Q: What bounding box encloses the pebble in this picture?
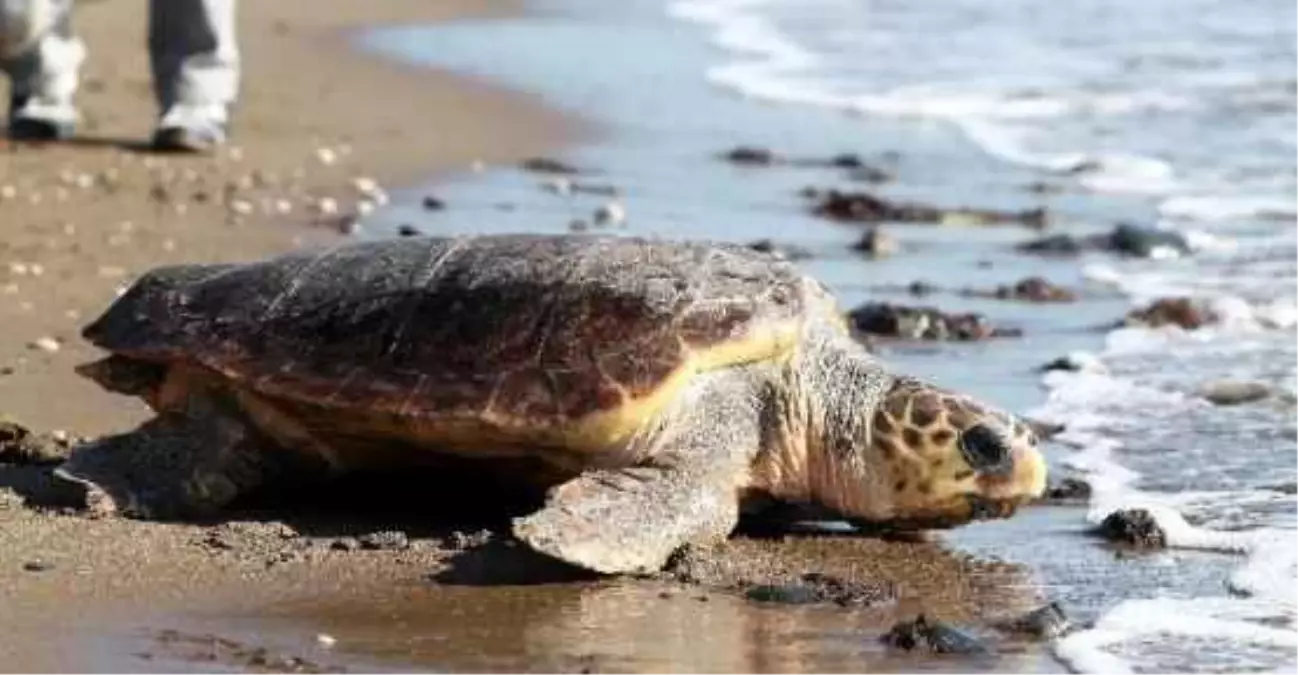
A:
[1198,379,1273,406]
[29,337,61,353]
[272,198,293,215]
[316,634,336,648]
[330,537,360,552]
[229,199,254,216]
[22,560,53,573]
[543,178,573,196]
[74,173,94,189]
[351,176,380,196]
[396,224,420,237]
[421,195,445,211]
[593,201,626,226]
[314,197,339,216]
[315,147,338,166]
[355,200,376,217]
[358,530,409,551]
[0,184,15,200]
[8,262,30,276]
[227,146,245,161]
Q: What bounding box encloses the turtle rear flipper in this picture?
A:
[54,399,267,519]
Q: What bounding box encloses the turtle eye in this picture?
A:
[959,424,1013,476]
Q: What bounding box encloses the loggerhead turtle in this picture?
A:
[57,234,1047,574]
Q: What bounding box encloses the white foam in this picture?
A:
[1160,195,1298,222]
[1056,597,1298,674]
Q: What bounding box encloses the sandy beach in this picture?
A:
[0,0,582,670]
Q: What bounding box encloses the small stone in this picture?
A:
[882,615,990,655]
[358,530,409,551]
[470,160,486,173]
[568,219,589,232]
[593,201,626,227]
[521,157,579,174]
[1039,477,1091,503]
[337,216,362,236]
[330,538,360,552]
[351,176,381,196]
[721,146,776,166]
[314,197,339,216]
[1096,508,1167,548]
[29,337,60,353]
[227,146,245,161]
[543,178,572,196]
[7,262,29,276]
[22,560,53,573]
[850,226,898,258]
[272,199,293,215]
[316,634,336,648]
[355,200,376,216]
[315,147,338,166]
[994,602,1071,640]
[421,195,445,211]
[746,239,813,261]
[1197,379,1273,406]
[1124,297,1211,330]
[396,224,420,237]
[229,199,254,216]
[0,184,16,200]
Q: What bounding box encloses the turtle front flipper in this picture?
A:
[512,462,741,575]
[512,376,759,575]
[54,394,271,519]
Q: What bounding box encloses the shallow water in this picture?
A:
[334,0,1298,671]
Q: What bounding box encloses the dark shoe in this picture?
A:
[7,94,77,142]
[7,115,75,142]
[151,124,227,154]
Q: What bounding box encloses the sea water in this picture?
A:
[359,0,1296,671]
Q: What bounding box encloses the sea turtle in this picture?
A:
[56,234,1047,574]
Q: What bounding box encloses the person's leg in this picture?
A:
[148,0,238,152]
[0,0,84,140]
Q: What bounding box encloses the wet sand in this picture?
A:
[0,1,1065,672]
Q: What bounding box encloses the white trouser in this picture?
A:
[0,0,238,129]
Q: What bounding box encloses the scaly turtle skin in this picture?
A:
[57,234,1047,574]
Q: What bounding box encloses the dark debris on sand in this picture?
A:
[148,629,340,674]
[850,226,900,258]
[882,615,992,655]
[805,188,1047,228]
[744,571,897,608]
[1017,222,1190,258]
[1096,508,1168,548]
[1122,297,1213,330]
[1035,477,1092,505]
[719,146,895,181]
[847,303,1021,341]
[519,157,582,175]
[745,238,814,261]
[0,419,77,466]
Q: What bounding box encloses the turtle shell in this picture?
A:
[84,235,832,452]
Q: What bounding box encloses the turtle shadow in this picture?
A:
[0,464,86,511]
[224,465,549,540]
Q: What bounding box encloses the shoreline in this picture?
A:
[0,1,584,671]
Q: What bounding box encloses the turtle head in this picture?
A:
[853,377,1047,530]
